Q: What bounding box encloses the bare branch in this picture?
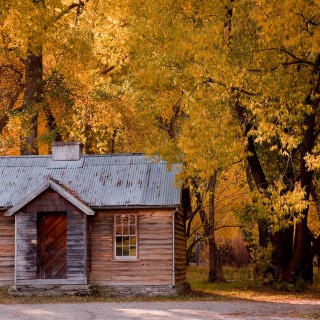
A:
[55,0,90,21]
[100,66,116,76]
[214,225,245,232]
[155,96,184,139]
[281,48,317,69]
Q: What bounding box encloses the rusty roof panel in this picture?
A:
[0,154,181,209]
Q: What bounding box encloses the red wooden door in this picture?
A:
[39,213,67,279]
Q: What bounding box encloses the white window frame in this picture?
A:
[114,214,138,260]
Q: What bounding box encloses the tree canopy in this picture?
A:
[1,0,320,284]
[127,0,320,283]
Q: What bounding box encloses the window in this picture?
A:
[115,214,137,258]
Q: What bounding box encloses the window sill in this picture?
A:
[110,258,140,262]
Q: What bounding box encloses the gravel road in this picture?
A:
[1,300,319,320]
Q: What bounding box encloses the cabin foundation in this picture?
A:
[9,284,92,297]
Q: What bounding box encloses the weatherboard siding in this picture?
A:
[175,208,187,284]
[1,200,187,289]
[0,215,15,285]
[90,209,175,286]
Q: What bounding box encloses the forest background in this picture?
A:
[1,0,320,287]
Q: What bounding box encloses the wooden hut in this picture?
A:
[0,142,187,296]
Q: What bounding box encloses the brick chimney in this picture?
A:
[51,142,83,161]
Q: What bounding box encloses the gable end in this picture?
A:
[4,180,94,216]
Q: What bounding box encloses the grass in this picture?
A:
[188,265,320,302]
[1,266,320,304]
[0,288,187,305]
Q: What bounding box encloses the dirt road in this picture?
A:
[1,300,319,320]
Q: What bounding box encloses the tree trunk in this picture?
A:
[208,237,224,282]
[236,102,270,248]
[246,135,270,247]
[44,104,63,143]
[20,49,42,155]
[207,173,224,282]
[109,129,117,153]
[270,160,295,281]
[271,226,294,280]
[238,102,297,281]
[283,115,315,282]
[283,58,320,283]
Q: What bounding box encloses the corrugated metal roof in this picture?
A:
[0,154,181,209]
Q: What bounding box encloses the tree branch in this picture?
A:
[100,66,116,76]
[280,48,317,70]
[0,64,23,79]
[238,47,318,71]
[206,77,257,96]
[214,225,245,232]
[55,0,90,21]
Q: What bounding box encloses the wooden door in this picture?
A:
[38,213,67,279]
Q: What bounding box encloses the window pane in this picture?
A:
[130,236,136,246]
[130,246,136,256]
[116,225,122,235]
[123,245,129,256]
[122,236,129,256]
[129,215,136,224]
[116,236,122,256]
[116,245,122,256]
[123,224,129,235]
[129,224,135,235]
[123,236,129,246]
[122,215,128,225]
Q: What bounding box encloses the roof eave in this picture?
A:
[4,180,94,216]
[91,204,180,210]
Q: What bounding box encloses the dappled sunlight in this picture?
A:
[21,309,56,316]
[116,307,222,320]
[117,309,172,317]
[199,288,320,306]
[188,265,320,305]
[11,307,58,319]
[1,301,319,320]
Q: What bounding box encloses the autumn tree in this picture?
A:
[0,0,132,155]
[127,0,246,281]
[127,0,320,283]
[224,0,320,283]
[1,0,85,153]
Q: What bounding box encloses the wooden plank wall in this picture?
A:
[86,215,91,284]
[0,215,15,285]
[174,208,187,284]
[15,189,87,285]
[66,205,87,284]
[16,211,38,282]
[91,209,174,286]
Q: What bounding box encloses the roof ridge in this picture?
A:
[0,155,51,159]
[82,153,145,157]
[0,152,146,159]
